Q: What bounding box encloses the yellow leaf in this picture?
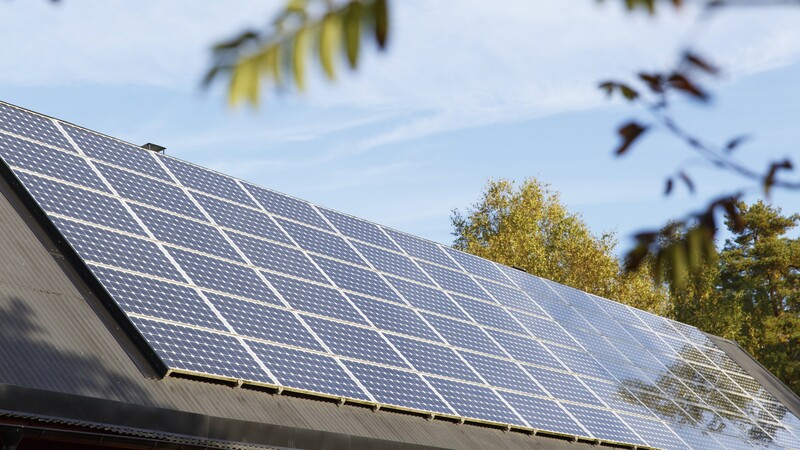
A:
[293,26,309,91]
[344,2,362,69]
[319,13,341,80]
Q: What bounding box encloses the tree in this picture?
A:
[451,178,667,313]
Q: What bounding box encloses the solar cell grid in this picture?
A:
[161,156,256,207]
[304,316,407,368]
[509,311,580,348]
[563,404,643,444]
[386,276,468,319]
[419,261,491,301]
[499,392,587,436]
[243,183,331,230]
[526,367,604,407]
[312,255,401,303]
[1,134,108,191]
[479,279,547,317]
[194,193,291,244]
[347,293,440,341]
[228,231,327,284]
[451,294,527,334]
[263,272,367,324]
[343,361,452,413]
[442,247,509,285]
[486,329,564,370]
[64,124,170,180]
[0,104,71,149]
[384,229,458,269]
[545,344,615,381]
[17,171,145,236]
[278,218,366,266]
[352,241,431,284]
[458,351,546,396]
[422,313,504,356]
[426,377,525,426]
[318,207,399,250]
[385,334,481,383]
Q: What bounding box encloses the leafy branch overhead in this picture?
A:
[204,0,389,107]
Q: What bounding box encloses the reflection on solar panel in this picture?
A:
[0,101,797,450]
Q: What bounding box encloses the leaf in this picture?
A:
[764,159,793,196]
[685,227,704,272]
[669,243,688,289]
[724,134,750,153]
[319,13,341,80]
[293,26,309,91]
[667,72,709,102]
[638,73,664,94]
[679,171,695,194]
[598,81,639,101]
[683,51,719,75]
[664,177,673,195]
[228,55,260,107]
[212,30,260,52]
[615,121,648,156]
[374,0,389,49]
[344,1,362,69]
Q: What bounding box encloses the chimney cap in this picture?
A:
[141,143,166,153]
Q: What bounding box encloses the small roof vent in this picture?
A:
[141,143,166,153]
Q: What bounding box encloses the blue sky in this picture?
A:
[2,1,799,252]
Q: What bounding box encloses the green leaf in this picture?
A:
[344,2,362,69]
[320,13,341,80]
[293,26,309,91]
[374,0,389,49]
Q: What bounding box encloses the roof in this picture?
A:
[0,148,598,450]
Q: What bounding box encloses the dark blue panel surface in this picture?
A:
[386,334,481,382]
[487,330,564,370]
[420,262,491,301]
[248,342,369,400]
[383,229,458,269]
[131,316,272,383]
[442,247,509,285]
[459,351,546,396]
[348,293,439,341]
[563,404,643,444]
[343,361,452,414]
[228,231,327,284]
[243,183,331,230]
[526,367,604,407]
[17,172,144,236]
[278,218,365,266]
[452,294,527,334]
[353,241,431,284]
[0,104,71,149]
[96,163,204,220]
[53,217,182,281]
[423,313,504,356]
[426,377,524,426]
[1,134,107,191]
[263,272,367,324]
[161,156,256,207]
[305,316,406,368]
[91,265,225,331]
[206,293,323,351]
[312,256,401,302]
[64,124,170,180]
[131,204,241,261]
[479,279,546,317]
[168,247,278,304]
[500,392,587,436]
[194,192,291,244]
[510,311,580,348]
[318,207,398,250]
[386,276,468,320]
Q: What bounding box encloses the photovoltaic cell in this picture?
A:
[17,172,145,236]
[452,294,527,334]
[168,247,278,304]
[500,392,587,436]
[243,183,331,230]
[247,342,368,400]
[347,293,440,342]
[52,217,183,281]
[96,163,205,220]
[193,193,291,244]
[419,262,491,301]
[64,124,170,180]
[160,156,256,207]
[426,377,524,426]
[304,316,407,368]
[352,241,431,284]
[442,247,508,285]
[526,367,603,407]
[385,334,481,383]
[458,351,546,396]
[130,316,272,383]
[510,311,580,348]
[486,330,564,370]
[563,404,643,444]
[0,104,71,149]
[479,279,547,317]
[91,265,225,331]
[422,313,504,356]
[620,414,689,450]
[383,229,458,269]
[343,361,452,413]
[130,204,241,261]
[545,344,615,381]
[263,272,366,324]
[1,134,108,191]
[278,218,366,266]
[205,293,323,352]
[312,255,401,303]
[386,276,468,320]
[318,207,399,250]
[228,231,327,284]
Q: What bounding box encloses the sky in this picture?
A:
[1,1,799,253]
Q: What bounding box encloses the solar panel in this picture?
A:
[0,101,797,449]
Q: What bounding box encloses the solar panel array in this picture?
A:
[0,102,798,450]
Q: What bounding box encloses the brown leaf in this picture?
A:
[664,177,673,195]
[679,171,695,193]
[667,72,709,102]
[683,51,719,75]
[638,73,664,94]
[764,159,793,196]
[374,0,389,49]
[724,135,750,153]
[615,121,648,156]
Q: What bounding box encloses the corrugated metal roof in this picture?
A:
[0,180,595,450]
